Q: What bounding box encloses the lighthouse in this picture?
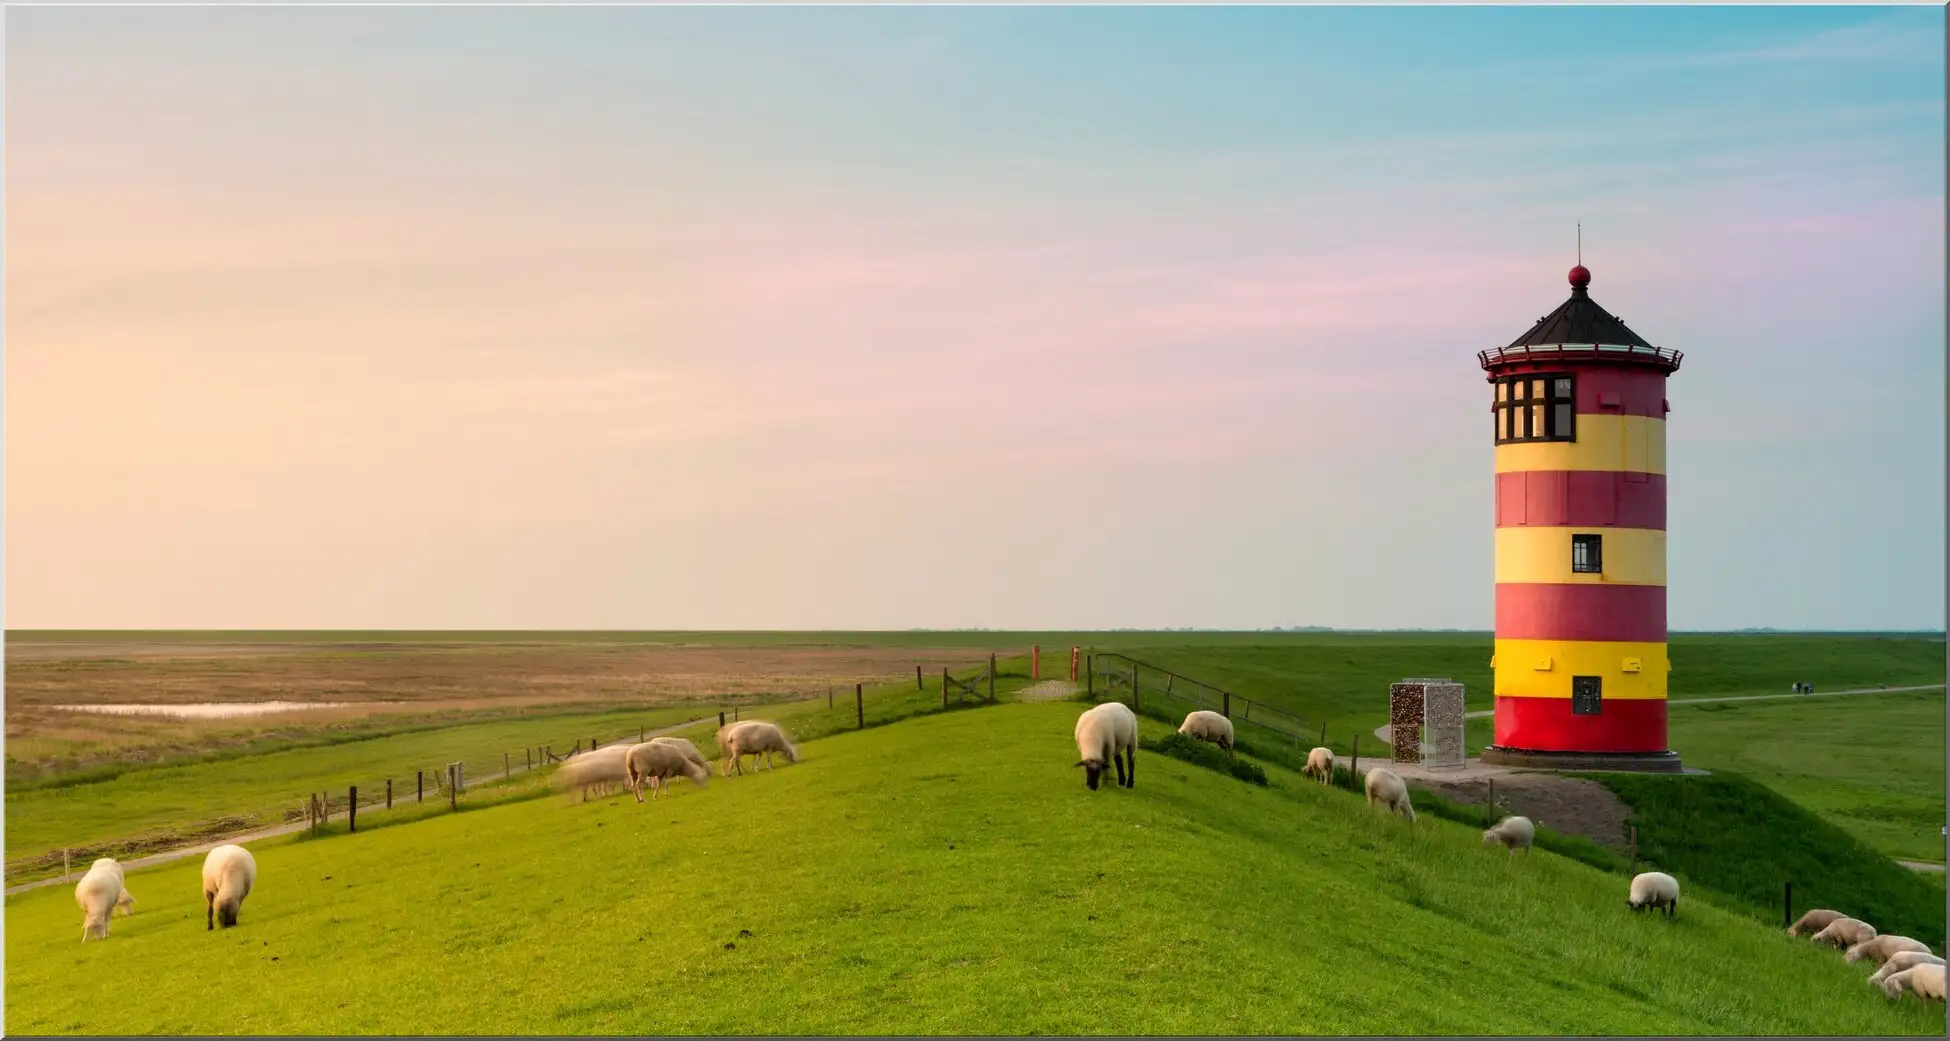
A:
[1477,263,1685,772]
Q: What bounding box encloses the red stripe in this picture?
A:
[1486,364,1669,417]
[1495,584,1667,643]
[1495,471,1666,529]
[1493,695,1668,754]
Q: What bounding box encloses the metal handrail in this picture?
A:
[1478,343,1684,372]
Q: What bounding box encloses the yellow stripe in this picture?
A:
[1495,415,1665,475]
[1493,639,1670,700]
[1494,526,1667,586]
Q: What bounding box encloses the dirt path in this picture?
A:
[4,715,716,898]
[1015,680,1081,702]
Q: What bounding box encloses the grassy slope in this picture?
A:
[1591,769,1947,952]
[5,704,1940,1036]
[4,704,707,864]
[1114,634,1946,755]
[1664,690,1947,863]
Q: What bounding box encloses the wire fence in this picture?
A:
[7,659,1015,889]
[1087,652,1328,753]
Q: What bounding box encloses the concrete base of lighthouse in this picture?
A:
[1480,746,1685,773]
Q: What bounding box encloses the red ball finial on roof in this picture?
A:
[1569,265,1591,289]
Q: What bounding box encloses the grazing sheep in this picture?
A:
[648,736,709,782]
[1787,908,1848,938]
[715,721,759,776]
[1363,767,1416,822]
[1846,934,1933,966]
[1482,815,1535,855]
[74,858,127,942]
[1627,871,1679,917]
[556,744,631,801]
[1303,747,1335,785]
[724,722,798,775]
[1074,701,1138,791]
[1177,710,1235,755]
[1812,917,1878,950]
[622,741,712,802]
[1881,962,1946,1003]
[1868,951,1945,987]
[202,844,256,931]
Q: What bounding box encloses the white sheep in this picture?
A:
[648,736,709,782]
[1177,710,1235,755]
[1868,951,1944,987]
[1363,767,1415,822]
[1627,871,1679,917]
[1482,815,1535,855]
[715,721,759,776]
[1303,746,1335,785]
[1812,917,1878,950]
[1881,962,1946,1003]
[724,722,798,775]
[202,844,256,931]
[74,858,127,942]
[1846,934,1933,966]
[1074,701,1138,791]
[622,741,712,802]
[556,744,631,801]
[1787,908,1848,938]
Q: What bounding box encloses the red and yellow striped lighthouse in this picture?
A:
[1478,263,1684,772]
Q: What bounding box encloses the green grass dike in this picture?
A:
[6,702,1941,1035]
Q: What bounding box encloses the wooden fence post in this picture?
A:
[63,848,70,879]
[719,711,726,728]
[417,770,424,802]
[1783,881,1792,929]
[505,752,511,778]
[349,786,358,832]
[1487,778,1496,824]
[1319,721,1328,746]
[450,765,458,811]
[917,665,923,691]
[1223,691,1231,718]
[827,687,833,709]
[942,668,949,709]
[1031,644,1040,681]
[856,683,864,729]
[387,778,394,810]
[527,748,533,770]
[1351,734,1360,779]
[989,655,996,701]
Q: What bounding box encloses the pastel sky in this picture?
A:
[6,5,1944,631]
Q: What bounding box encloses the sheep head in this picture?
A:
[1076,759,1107,790]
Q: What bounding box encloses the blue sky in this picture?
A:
[5,5,1944,630]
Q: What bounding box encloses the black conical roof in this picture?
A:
[1507,268,1653,349]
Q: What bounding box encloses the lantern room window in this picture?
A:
[1493,373,1576,444]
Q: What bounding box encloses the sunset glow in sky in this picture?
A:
[6,5,1944,630]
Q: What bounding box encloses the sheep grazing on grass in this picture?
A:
[1302,747,1334,785]
[1363,767,1415,822]
[1074,701,1138,791]
[1812,917,1878,950]
[202,844,256,931]
[648,736,710,782]
[1482,815,1535,855]
[1880,962,1946,1003]
[1868,951,1945,988]
[622,741,712,802]
[715,721,759,776]
[1787,908,1848,938]
[556,744,632,802]
[1177,710,1235,755]
[724,722,798,775]
[1846,934,1933,967]
[1627,872,1679,917]
[75,858,128,942]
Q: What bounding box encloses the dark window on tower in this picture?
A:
[1493,373,1576,445]
[1571,533,1603,574]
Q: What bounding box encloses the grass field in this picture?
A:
[5,703,1941,1036]
[1663,689,1947,864]
[1590,768,1947,952]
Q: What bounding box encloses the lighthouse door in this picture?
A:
[1571,676,1603,716]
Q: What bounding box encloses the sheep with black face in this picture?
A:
[1074,702,1138,791]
